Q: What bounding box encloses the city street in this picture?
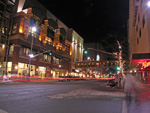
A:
[0,80,150,113]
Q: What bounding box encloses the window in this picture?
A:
[139,29,141,38]
[47,56,51,62]
[9,44,14,54]
[12,23,17,35]
[55,58,59,64]
[25,48,30,56]
[142,15,145,28]
[2,27,4,34]
[44,54,48,61]
[19,46,36,57]
[137,38,139,44]
[138,15,140,23]
[136,25,138,32]
[53,56,62,65]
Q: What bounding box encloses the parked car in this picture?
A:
[107,79,117,87]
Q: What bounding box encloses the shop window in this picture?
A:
[12,23,17,35]
[9,44,14,54]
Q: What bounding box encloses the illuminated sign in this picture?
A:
[96,55,100,61]
[96,55,100,66]
[142,61,150,68]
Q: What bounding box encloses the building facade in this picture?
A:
[129,0,150,84]
[0,0,75,77]
[68,28,84,74]
[0,0,15,74]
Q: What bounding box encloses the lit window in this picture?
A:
[9,44,14,54]
[44,54,48,61]
[2,27,4,33]
[12,23,17,34]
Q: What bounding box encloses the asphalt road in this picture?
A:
[0,80,150,113]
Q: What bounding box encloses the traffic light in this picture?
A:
[84,50,88,54]
[116,66,120,71]
[49,51,52,56]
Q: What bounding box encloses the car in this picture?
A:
[58,76,68,82]
[107,79,117,87]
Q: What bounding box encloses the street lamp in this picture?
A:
[148,1,150,7]
[28,26,36,78]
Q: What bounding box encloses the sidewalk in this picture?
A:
[0,76,58,84]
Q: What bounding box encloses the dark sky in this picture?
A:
[37,0,129,42]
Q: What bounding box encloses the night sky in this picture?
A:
[37,0,129,43]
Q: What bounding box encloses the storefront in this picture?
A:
[38,66,46,78]
[132,53,150,84]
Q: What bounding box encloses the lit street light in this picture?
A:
[28,26,36,78]
[148,1,150,7]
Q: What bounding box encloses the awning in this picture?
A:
[132,53,150,64]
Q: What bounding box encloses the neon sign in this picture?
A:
[142,61,150,68]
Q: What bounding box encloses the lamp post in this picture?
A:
[59,65,61,76]
[117,40,124,87]
[28,27,36,78]
[148,1,150,7]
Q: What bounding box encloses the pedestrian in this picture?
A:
[124,73,134,102]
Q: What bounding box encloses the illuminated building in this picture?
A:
[68,28,84,76]
[129,0,150,84]
[1,0,74,77]
[0,0,15,75]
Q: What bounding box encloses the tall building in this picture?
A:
[0,0,15,74]
[68,28,84,75]
[129,0,150,84]
[0,0,75,77]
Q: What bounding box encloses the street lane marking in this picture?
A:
[122,101,127,113]
[0,109,8,113]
